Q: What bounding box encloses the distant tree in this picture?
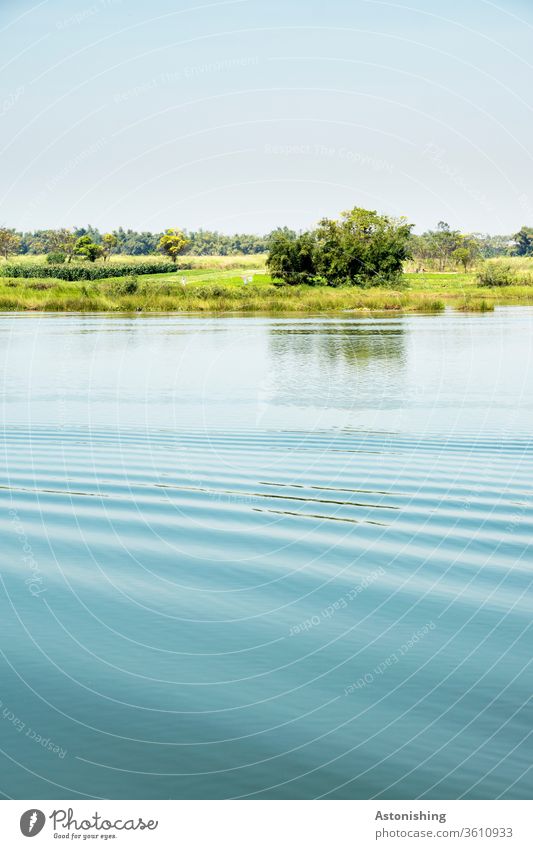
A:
[75,235,103,262]
[112,228,160,255]
[102,232,118,261]
[409,234,434,270]
[452,237,479,272]
[452,247,472,272]
[74,225,102,244]
[158,229,189,263]
[266,227,297,248]
[0,227,21,260]
[425,221,462,272]
[513,226,533,256]
[469,232,512,259]
[42,229,77,263]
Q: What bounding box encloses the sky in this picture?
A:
[1,0,533,235]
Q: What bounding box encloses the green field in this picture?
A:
[0,255,532,313]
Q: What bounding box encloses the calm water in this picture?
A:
[0,309,532,800]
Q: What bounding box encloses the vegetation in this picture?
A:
[0,257,531,314]
[1,206,532,314]
[0,227,22,260]
[75,234,103,262]
[35,228,77,261]
[102,232,118,261]
[513,226,533,257]
[315,208,412,286]
[15,226,270,257]
[46,251,66,265]
[5,220,527,266]
[267,208,413,286]
[477,262,514,287]
[451,242,478,272]
[410,223,480,272]
[267,229,317,285]
[0,261,177,280]
[157,228,189,263]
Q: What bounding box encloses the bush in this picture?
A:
[46,252,66,264]
[0,262,177,280]
[267,231,318,285]
[106,275,139,296]
[267,208,413,287]
[477,262,513,287]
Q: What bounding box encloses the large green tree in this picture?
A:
[313,208,413,287]
[75,235,103,262]
[267,208,413,287]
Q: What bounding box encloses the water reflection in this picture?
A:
[268,319,405,366]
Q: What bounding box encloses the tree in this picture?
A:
[0,227,21,260]
[452,247,471,272]
[313,207,413,286]
[410,233,434,271]
[425,221,462,272]
[158,228,189,263]
[75,235,103,262]
[266,230,317,285]
[41,229,77,263]
[266,209,413,287]
[452,237,479,272]
[469,232,512,259]
[102,232,118,261]
[513,226,533,256]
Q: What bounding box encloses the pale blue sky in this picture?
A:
[1,0,533,234]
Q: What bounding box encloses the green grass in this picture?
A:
[0,255,532,313]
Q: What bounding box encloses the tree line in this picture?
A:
[0,219,532,278]
[0,226,269,260]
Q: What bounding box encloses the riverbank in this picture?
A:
[0,261,532,313]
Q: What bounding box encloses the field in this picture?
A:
[0,255,532,313]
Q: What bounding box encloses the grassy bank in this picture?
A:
[0,257,532,313]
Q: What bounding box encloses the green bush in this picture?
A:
[267,231,318,285]
[0,262,177,280]
[477,262,513,287]
[46,252,66,264]
[106,275,139,296]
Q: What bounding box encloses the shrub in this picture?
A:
[477,262,513,287]
[106,275,139,296]
[0,262,177,280]
[267,231,318,285]
[46,251,66,264]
